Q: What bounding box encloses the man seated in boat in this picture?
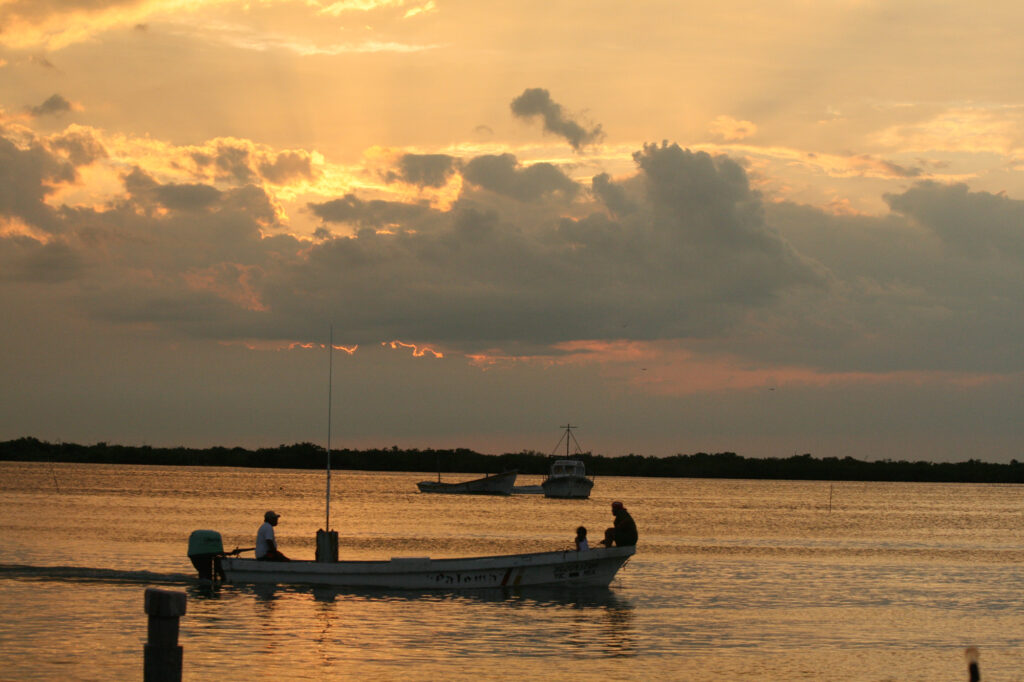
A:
[601,501,638,547]
[256,510,290,561]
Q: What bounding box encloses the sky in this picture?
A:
[1,0,1022,463]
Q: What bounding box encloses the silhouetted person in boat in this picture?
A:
[575,526,589,551]
[601,501,638,547]
[256,510,290,561]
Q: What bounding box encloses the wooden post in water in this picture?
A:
[965,647,980,682]
[144,588,186,682]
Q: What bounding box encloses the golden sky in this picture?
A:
[2,0,1023,461]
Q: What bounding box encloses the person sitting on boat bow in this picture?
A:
[575,526,589,551]
[601,501,638,547]
[256,510,290,561]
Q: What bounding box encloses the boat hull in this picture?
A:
[221,546,633,589]
[417,470,517,495]
[542,476,594,499]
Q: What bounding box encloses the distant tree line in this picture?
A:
[2,436,1022,483]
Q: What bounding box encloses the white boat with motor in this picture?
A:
[541,424,594,499]
[191,336,633,590]
[218,545,634,589]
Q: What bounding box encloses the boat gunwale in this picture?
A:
[223,545,634,572]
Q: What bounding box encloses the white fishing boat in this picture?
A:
[541,424,594,499]
[416,470,517,495]
[220,546,634,589]
[197,336,633,590]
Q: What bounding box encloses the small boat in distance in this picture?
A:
[417,470,518,495]
[541,424,594,499]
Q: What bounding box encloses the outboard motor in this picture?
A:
[188,529,226,580]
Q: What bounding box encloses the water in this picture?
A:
[2,462,1023,680]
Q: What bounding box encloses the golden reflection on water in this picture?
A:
[2,462,1024,679]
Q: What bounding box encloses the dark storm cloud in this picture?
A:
[17,122,1024,376]
[885,181,1024,257]
[282,144,819,349]
[510,88,604,151]
[0,135,73,233]
[29,93,72,118]
[462,153,579,202]
[309,193,433,228]
[123,167,222,211]
[1,130,824,351]
[384,153,459,188]
[259,150,316,185]
[191,143,254,185]
[761,182,1024,373]
[48,128,108,166]
[591,172,636,217]
[0,238,84,282]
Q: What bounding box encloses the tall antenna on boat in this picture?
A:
[559,424,581,457]
[326,325,333,533]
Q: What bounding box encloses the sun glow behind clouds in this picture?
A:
[468,339,1016,398]
[384,340,442,358]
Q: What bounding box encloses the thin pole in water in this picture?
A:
[965,646,980,681]
[326,325,333,533]
[828,484,834,512]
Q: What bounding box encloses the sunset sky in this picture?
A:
[2,0,1022,462]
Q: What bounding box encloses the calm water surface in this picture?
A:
[2,462,1023,680]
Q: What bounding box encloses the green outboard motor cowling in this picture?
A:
[188,530,226,580]
[188,529,224,556]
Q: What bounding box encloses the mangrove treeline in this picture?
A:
[2,437,1023,483]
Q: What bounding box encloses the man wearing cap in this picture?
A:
[601,501,638,547]
[256,510,290,561]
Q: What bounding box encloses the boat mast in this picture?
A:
[326,325,333,533]
[562,424,576,457]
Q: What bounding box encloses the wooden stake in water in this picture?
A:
[143,588,186,682]
[965,646,980,682]
[828,484,834,512]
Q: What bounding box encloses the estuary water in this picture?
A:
[1,461,1023,680]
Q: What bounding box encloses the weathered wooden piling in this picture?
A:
[965,646,980,682]
[144,588,186,682]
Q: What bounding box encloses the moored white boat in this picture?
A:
[542,459,594,499]
[541,424,594,498]
[220,546,634,589]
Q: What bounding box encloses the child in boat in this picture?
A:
[575,526,589,551]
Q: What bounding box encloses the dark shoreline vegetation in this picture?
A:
[2,437,1023,483]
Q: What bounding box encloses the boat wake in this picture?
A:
[0,563,195,585]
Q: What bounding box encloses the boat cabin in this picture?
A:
[549,459,587,478]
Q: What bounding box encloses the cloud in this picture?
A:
[309,193,433,229]
[259,150,317,185]
[885,181,1024,257]
[6,116,1024,386]
[29,94,73,118]
[708,115,757,141]
[761,185,1024,374]
[48,127,108,166]
[510,88,603,151]
[384,153,459,188]
[0,135,75,233]
[591,172,636,217]
[461,153,580,203]
[191,141,255,185]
